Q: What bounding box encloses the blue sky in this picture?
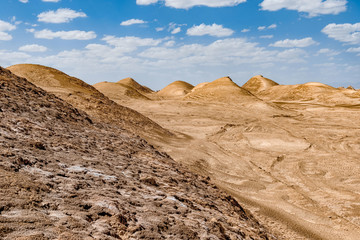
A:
[0,0,359,89]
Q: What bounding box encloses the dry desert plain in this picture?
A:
[5,64,360,239]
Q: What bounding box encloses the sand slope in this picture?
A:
[7,64,170,141]
[0,66,275,239]
[242,75,279,94]
[93,81,150,101]
[157,80,194,98]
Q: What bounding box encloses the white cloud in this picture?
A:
[347,47,360,53]
[0,32,12,41]
[37,8,86,23]
[102,36,162,53]
[136,0,158,5]
[0,20,16,41]
[260,0,347,17]
[0,20,16,32]
[19,44,48,52]
[268,24,277,29]
[276,48,307,63]
[317,48,340,56]
[156,27,164,31]
[0,50,30,65]
[34,29,97,40]
[120,19,147,26]
[260,35,274,39]
[171,27,181,34]
[42,0,61,2]
[270,37,318,48]
[258,24,277,31]
[241,28,250,33]
[322,23,360,45]
[187,23,234,37]
[19,0,28,3]
[136,0,246,9]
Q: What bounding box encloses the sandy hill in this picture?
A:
[259,81,360,105]
[93,81,150,101]
[117,77,153,94]
[7,64,170,141]
[157,81,194,98]
[183,76,270,107]
[242,75,279,94]
[191,82,209,92]
[0,66,275,239]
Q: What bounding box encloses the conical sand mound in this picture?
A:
[259,82,360,105]
[117,77,153,94]
[242,75,279,94]
[184,77,256,102]
[7,64,171,140]
[157,81,194,98]
[93,81,150,101]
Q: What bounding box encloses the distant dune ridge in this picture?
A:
[257,81,360,105]
[157,80,194,98]
[7,64,171,140]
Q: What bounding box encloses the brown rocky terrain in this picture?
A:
[7,64,171,142]
[0,66,277,239]
[117,77,154,95]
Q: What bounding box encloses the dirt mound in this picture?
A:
[7,64,170,141]
[117,77,153,94]
[93,81,150,101]
[242,75,279,94]
[184,76,270,108]
[157,81,194,98]
[0,66,275,239]
[259,82,360,105]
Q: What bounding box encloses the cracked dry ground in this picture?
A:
[0,67,277,239]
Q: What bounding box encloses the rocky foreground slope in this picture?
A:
[0,67,276,239]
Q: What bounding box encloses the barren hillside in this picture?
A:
[0,66,276,239]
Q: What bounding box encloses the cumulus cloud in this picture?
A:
[34,29,97,40]
[241,29,250,33]
[0,20,16,32]
[258,24,277,31]
[0,32,12,41]
[322,23,360,45]
[317,48,340,56]
[42,0,61,2]
[270,37,318,48]
[37,8,87,23]
[19,44,48,52]
[136,0,158,5]
[0,20,16,41]
[260,35,274,39]
[136,0,246,9]
[260,0,347,17]
[171,27,181,34]
[120,19,147,26]
[19,0,28,3]
[187,23,234,37]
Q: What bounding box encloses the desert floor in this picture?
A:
[117,97,360,240]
